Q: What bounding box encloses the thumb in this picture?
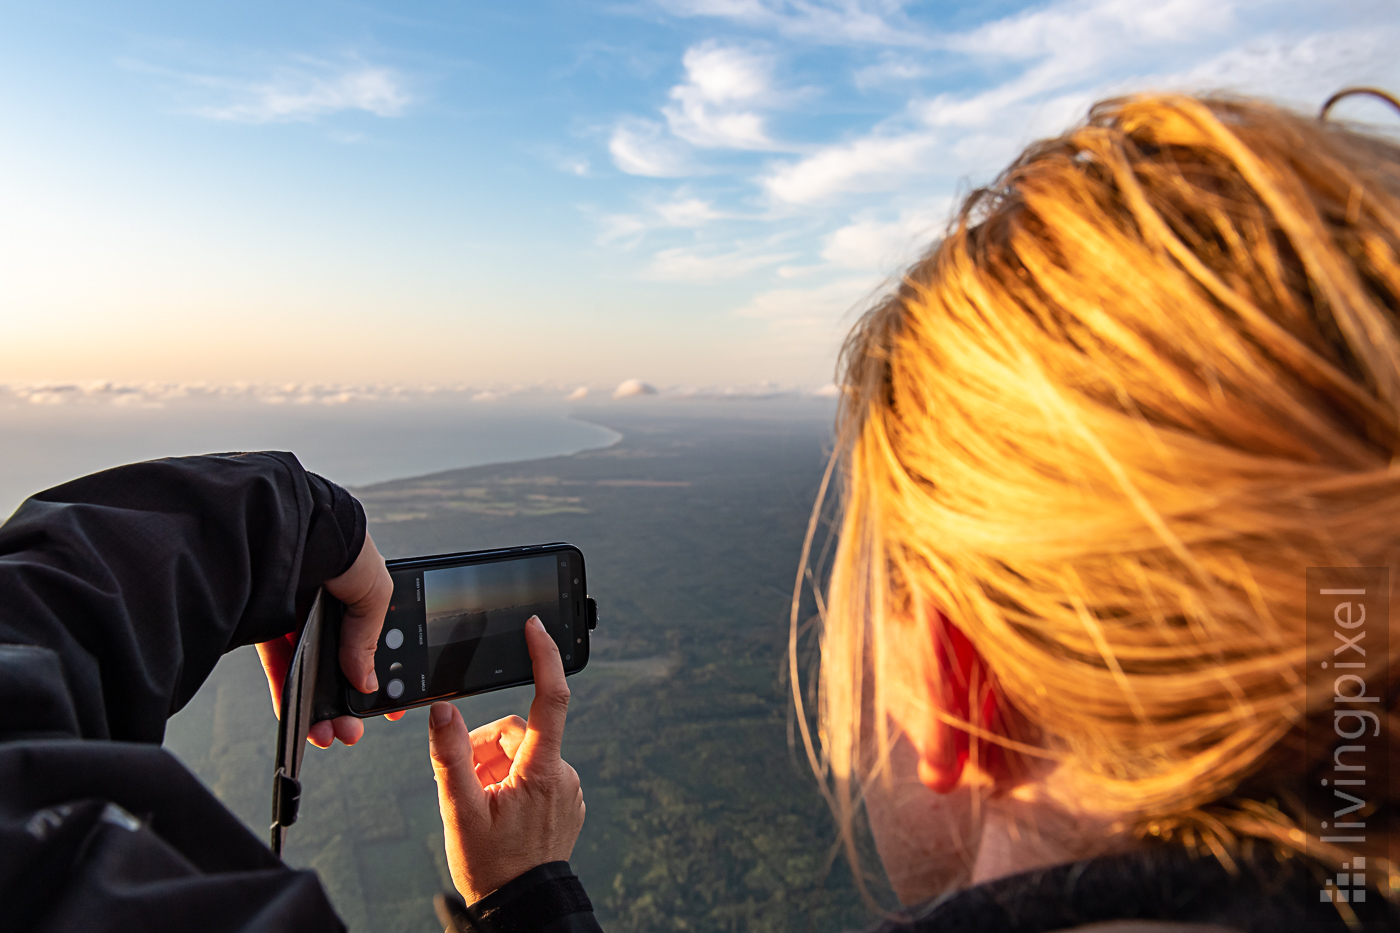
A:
[430,702,487,822]
[327,533,391,694]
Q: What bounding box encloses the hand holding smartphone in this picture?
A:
[271,542,596,854]
[342,542,594,716]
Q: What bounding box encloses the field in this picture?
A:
[163,402,886,933]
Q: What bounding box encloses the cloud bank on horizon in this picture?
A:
[0,0,1396,390]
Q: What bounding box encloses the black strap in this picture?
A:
[270,769,301,830]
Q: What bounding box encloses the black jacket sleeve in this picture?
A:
[0,452,364,933]
[436,863,604,933]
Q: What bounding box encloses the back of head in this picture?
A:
[822,93,1400,870]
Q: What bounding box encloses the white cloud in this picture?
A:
[648,245,796,281]
[613,378,658,398]
[567,386,590,401]
[653,0,932,47]
[853,56,931,89]
[657,196,725,226]
[609,41,794,176]
[763,131,938,203]
[664,42,778,149]
[1160,25,1400,105]
[0,382,532,408]
[193,63,411,123]
[905,0,1243,135]
[609,118,692,176]
[821,198,950,270]
[757,0,1396,206]
[909,0,1237,135]
[908,0,1283,135]
[950,0,1231,62]
[597,193,728,244]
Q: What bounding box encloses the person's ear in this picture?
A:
[915,610,1013,795]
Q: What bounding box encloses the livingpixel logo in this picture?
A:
[1306,568,1389,927]
[1320,856,1367,904]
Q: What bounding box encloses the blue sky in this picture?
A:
[1,0,1397,393]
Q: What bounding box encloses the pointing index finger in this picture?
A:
[514,616,570,772]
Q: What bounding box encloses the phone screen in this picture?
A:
[348,546,586,715]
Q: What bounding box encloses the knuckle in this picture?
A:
[429,738,466,770]
[432,752,467,778]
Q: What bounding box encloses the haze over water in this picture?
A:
[0,387,621,521]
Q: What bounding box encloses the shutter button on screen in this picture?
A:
[386,678,405,699]
[385,628,404,650]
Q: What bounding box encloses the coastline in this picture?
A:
[0,403,621,520]
[347,412,622,495]
[346,394,837,495]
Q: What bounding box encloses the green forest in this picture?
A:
[163,404,889,933]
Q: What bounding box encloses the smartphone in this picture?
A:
[344,542,594,717]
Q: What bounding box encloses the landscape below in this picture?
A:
[164,403,885,933]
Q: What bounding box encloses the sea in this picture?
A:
[0,386,622,521]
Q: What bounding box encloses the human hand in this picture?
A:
[256,530,406,747]
[430,616,585,903]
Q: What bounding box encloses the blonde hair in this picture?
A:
[805,94,1400,884]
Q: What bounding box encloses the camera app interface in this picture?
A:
[424,555,562,692]
[369,553,567,708]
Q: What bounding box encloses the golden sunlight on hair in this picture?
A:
[813,93,1400,882]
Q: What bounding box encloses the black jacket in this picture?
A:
[0,453,362,932]
[0,452,601,933]
[0,453,1385,933]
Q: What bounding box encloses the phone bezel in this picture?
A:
[345,542,590,717]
